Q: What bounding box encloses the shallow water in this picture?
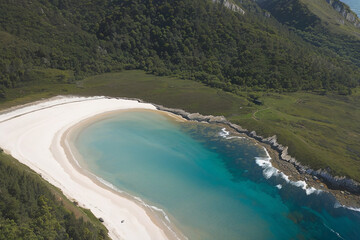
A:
[75,111,360,240]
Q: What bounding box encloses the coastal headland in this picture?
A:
[154,103,360,209]
[0,95,358,240]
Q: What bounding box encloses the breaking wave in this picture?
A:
[219,128,245,140]
[218,128,321,196]
[346,206,360,212]
[335,202,360,213]
[219,128,230,138]
[255,147,321,195]
[323,223,345,240]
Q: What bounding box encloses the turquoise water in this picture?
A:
[341,0,360,16]
[75,111,360,240]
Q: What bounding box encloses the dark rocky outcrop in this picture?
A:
[153,103,360,195]
[308,169,360,193]
[326,0,360,28]
[115,96,360,195]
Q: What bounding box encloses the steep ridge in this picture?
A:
[256,0,321,30]
[258,0,360,29]
[257,0,360,71]
[326,0,360,27]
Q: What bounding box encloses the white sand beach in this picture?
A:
[0,96,177,240]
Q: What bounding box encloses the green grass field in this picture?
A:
[1,70,359,182]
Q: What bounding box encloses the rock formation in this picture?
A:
[326,0,360,28]
[212,0,245,14]
[118,96,360,195]
[154,103,360,195]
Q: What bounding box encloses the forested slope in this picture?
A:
[0,0,359,97]
[258,0,360,69]
[1,0,360,236]
[0,151,109,239]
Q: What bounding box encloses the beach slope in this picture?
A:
[0,96,170,240]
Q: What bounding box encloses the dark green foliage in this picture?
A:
[258,0,321,30]
[0,0,359,96]
[259,0,360,68]
[0,154,109,240]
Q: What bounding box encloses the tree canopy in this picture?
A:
[0,154,109,240]
[0,0,359,95]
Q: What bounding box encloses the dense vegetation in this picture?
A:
[0,1,359,236]
[258,0,360,68]
[0,152,109,240]
[0,0,359,97]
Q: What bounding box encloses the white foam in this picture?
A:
[336,203,360,213]
[334,202,342,209]
[94,176,124,193]
[276,184,282,189]
[132,195,171,224]
[226,136,245,140]
[132,196,185,240]
[219,128,230,138]
[218,128,245,140]
[292,180,320,195]
[323,223,345,240]
[132,196,171,223]
[346,206,360,212]
[150,205,171,223]
[255,147,321,195]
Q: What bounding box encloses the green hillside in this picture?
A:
[0,0,359,231]
[258,0,360,69]
[0,151,109,239]
[0,0,359,97]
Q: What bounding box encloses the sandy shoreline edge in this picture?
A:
[0,95,358,240]
[0,96,186,240]
[63,108,187,240]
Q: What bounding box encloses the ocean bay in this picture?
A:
[74,110,360,240]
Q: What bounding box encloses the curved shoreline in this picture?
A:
[0,96,185,240]
[0,95,358,240]
[152,103,360,209]
[62,95,360,209]
[63,108,187,240]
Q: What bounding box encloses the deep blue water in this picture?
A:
[341,0,360,16]
[75,111,360,240]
